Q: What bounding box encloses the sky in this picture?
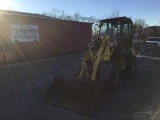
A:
[0,0,160,26]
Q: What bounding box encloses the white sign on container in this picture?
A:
[11,24,39,42]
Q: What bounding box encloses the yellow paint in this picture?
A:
[79,36,113,81]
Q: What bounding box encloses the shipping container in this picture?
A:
[0,10,92,64]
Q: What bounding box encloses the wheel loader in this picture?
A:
[44,17,137,115]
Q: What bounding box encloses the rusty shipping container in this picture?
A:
[0,10,92,64]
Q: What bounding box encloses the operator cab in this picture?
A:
[99,17,133,48]
[97,17,134,62]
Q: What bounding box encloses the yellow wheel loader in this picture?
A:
[44,17,137,115]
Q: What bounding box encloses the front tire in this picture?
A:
[98,63,121,92]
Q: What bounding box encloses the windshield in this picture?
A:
[147,38,160,42]
[99,22,120,37]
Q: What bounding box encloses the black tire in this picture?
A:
[98,63,121,92]
[125,56,137,78]
[72,65,81,77]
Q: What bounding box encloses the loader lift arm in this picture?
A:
[79,36,113,81]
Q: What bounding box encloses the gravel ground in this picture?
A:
[0,53,160,120]
[134,43,160,57]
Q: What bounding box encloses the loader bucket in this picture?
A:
[44,76,105,115]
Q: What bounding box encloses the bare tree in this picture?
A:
[134,18,148,29]
[41,8,99,23]
[41,8,110,23]
[51,9,61,18]
[59,10,67,19]
[133,18,149,40]
[86,16,97,23]
[106,9,120,18]
[65,15,73,20]
[73,11,82,21]
[111,9,120,18]
[41,12,48,16]
[81,17,87,22]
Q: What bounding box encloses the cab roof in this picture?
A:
[100,16,133,24]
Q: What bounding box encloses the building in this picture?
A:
[140,26,160,41]
[0,10,92,64]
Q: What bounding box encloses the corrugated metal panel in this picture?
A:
[0,14,92,64]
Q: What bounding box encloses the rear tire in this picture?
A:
[98,63,121,92]
[125,56,137,78]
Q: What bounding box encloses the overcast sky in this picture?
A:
[1,0,160,26]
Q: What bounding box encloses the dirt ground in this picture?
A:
[0,53,160,120]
